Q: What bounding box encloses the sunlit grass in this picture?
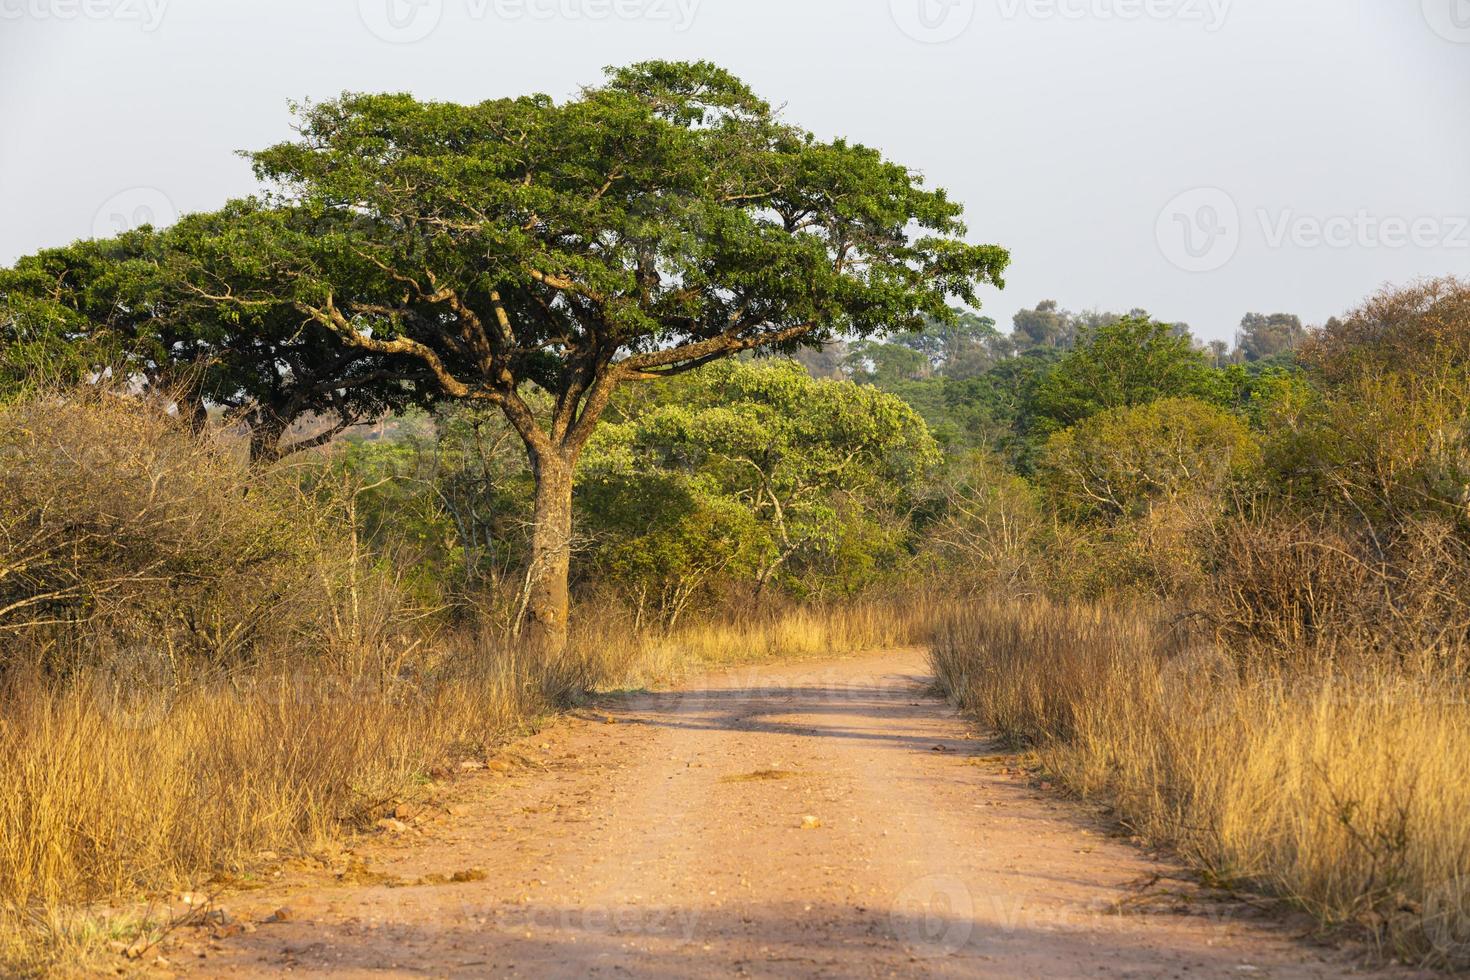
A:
[932,597,1470,970]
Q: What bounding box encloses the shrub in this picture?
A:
[1199,504,1470,670]
[1304,277,1470,382]
[1037,396,1258,520]
[579,360,940,604]
[920,451,1043,594]
[0,391,338,673]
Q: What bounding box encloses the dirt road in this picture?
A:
[169,649,1410,978]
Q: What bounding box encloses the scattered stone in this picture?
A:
[800,815,823,830]
[451,868,487,883]
[459,760,486,772]
[263,907,292,924]
[393,803,419,820]
[376,818,410,834]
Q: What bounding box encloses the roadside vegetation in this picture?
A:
[0,385,944,973]
[2,59,1467,975]
[929,279,1470,970]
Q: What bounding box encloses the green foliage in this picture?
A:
[1038,397,1258,520]
[1011,300,1077,350]
[0,293,99,401]
[580,360,939,606]
[1263,367,1470,524]
[0,208,435,455]
[843,310,1009,387]
[842,340,931,386]
[1029,315,1215,432]
[330,404,534,603]
[159,203,436,459]
[1262,280,1470,522]
[220,61,1008,414]
[0,232,166,403]
[1237,312,1305,362]
[894,310,1009,379]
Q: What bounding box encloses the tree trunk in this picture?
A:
[248,418,287,467]
[523,451,574,657]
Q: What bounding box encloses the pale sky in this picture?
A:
[2,0,1467,344]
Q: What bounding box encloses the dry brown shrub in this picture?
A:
[0,389,337,673]
[1201,504,1470,672]
[1303,277,1470,381]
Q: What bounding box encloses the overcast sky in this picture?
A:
[2,0,1467,344]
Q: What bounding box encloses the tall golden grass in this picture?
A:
[0,638,537,971]
[932,598,1470,970]
[618,595,947,684]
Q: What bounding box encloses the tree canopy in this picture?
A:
[165,60,1008,649]
[1237,312,1305,363]
[582,359,938,610]
[0,210,434,457]
[1028,315,1213,432]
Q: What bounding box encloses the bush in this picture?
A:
[1304,277,1470,382]
[1037,396,1258,520]
[579,360,939,605]
[1200,504,1470,670]
[0,391,341,673]
[920,451,1043,594]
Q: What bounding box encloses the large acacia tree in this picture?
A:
[187,61,1008,652]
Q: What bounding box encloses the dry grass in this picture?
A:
[932,598,1470,970]
[624,595,947,686]
[0,636,548,974]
